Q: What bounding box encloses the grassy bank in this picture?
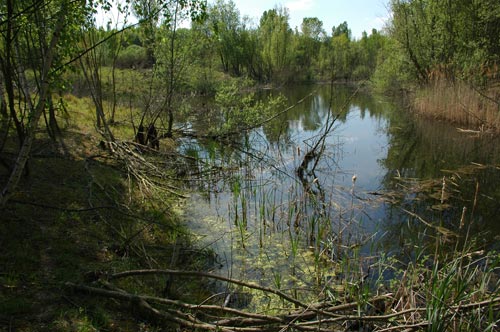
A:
[0,95,211,331]
[413,79,500,133]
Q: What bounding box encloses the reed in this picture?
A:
[225,158,500,328]
[413,79,500,132]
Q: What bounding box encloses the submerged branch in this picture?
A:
[296,82,365,188]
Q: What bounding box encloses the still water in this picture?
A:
[180,84,500,296]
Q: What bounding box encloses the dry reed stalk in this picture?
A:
[413,79,500,132]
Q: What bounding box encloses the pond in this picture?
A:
[179,84,500,304]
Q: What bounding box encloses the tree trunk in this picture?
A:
[2,0,25,145]
[0,6,65,207]
[0,77,10,154]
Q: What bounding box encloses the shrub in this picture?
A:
[372,40,413,94]
[116,45,148,69]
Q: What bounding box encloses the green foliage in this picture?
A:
[258,7,293,82]
[292,17,325,81]
[108,1,391,85]
[116,44,148,68]
[372,38,413,93]
[212,81,287,135]
[330,33,352,80]
[206,0,244,75]
[214,82,258,131]
[301,17,325,41]
[332,21,352,39]
[389,0,500,85]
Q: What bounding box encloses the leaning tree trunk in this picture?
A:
[0,77,10,155]
[0,9,65,207]
[2,0,25,146]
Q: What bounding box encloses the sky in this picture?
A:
[224,0,391,39]
[96,0,391,40]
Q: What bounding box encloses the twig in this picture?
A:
[66,282,371,331]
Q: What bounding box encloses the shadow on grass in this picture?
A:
[0,132,210,331]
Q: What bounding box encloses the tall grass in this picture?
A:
[392,242,500,331]
[414,79,500,132]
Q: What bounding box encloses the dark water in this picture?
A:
[181,84,500,291]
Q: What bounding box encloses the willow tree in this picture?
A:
[258,7,293,82]
[295,17,325,80]
[390,0,500,84]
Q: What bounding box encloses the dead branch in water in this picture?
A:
[296,82,365,186]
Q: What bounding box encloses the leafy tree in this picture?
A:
[207,0,244,75]
[258,7,293,82]
[352,29,386,80]
[295,17,325,80]
[331,33,351,80]
[301,17,325,41]
[332,21,351,39]
[389,0,500,85]
[328,21,353,81]
[238,22,261,80]
[372,38,413,93]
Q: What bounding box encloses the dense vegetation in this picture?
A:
[106,3,385,85]
[1,0,499,330]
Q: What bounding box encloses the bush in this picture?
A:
[352,65,371,81]
[372,40,413,94]
[116,45,148,69]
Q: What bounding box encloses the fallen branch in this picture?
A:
[66,282,321,331]
[65,281,390,331]
[109,269,309,309]
[65,277,500,332]
[66,282,239,331]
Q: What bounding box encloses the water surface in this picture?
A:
[180,84,500,295]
